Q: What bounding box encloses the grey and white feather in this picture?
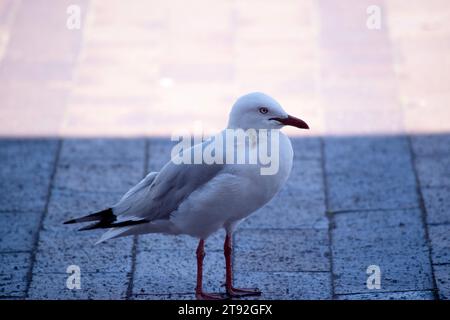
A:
[65,92,309,246]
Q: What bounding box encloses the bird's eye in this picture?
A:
[259,107,268,114]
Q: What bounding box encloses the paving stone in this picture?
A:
[434,264,450,300]
[54,137,146,194]
[411,135,450,157]
[133,250,224,296]
[415,157,450,188]
[422,187,450,225]
[0,139,58,160]
[138,230,225,252]
[324,136,413,173]
[33,230,133,274]
[234,271,331,300]
[0,181,49,214]
[0,212,40,252]
[336,290,434,300]
[429,224,450,264]
[0,252,29,297]
[240,197,327,230]
[324,136,418,211]
[60,139,145,162]
[291,137,322,160]
[235,229,330,272]
[0,139,58,212]
[326,173,418,212]
[332,209,433,294]
[54,158,144,194]
[28,272,128,300]
[333,208,426,246]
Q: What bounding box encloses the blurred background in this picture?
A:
[1,0,449,137]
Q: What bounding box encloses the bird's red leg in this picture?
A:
[195,239,224,300]
[224,234,261,298]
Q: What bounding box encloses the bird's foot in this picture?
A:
[227,287,262,298]
[196,291,228,300]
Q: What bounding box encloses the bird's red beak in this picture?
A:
[271,115,309,129]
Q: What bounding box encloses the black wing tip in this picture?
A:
[63,218,79,224]
[77,224,98,231]
[64,208,149,231]
[63,208,115,226]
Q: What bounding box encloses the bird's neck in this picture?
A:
[221,127,282,148]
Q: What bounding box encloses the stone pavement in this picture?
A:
[0,0,450,300]
[0,135,449,300]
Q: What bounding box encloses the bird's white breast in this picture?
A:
[170,130,294,239]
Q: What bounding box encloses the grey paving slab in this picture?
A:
[332,209,433,294]
[240,198,327,230]
[28,272,128,300]
[434,264,450,300]
[133,249,224,296]
[138,230,225,253]
[333,208,426,246]
[411,135,450,157]
[291,137,322,160]
[235,271,331,300]
[0,252,29,297]
[422,187,450,225]
[60,139,146,162]
[326,174,419,212]
[429,224,450,265]
[33,231,133,274]
[54,158,144,194]
[324,136,412,170]
[0,212,40,252]
[0,139,58,160]
[0,139,58,212]
[336,290,434,300]
[55,138,146,193]
[415,157,450,188]
[234,229,330,272]
[324,136,418,211]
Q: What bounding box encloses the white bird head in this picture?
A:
[227,92,309,130]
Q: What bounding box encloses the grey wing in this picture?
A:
[112,171,158,216]
[113,138,224,221]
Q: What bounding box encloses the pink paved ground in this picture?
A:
[0,0,449,137]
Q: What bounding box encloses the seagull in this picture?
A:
[64,92,309,299]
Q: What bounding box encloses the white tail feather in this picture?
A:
[95,227,133,244]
